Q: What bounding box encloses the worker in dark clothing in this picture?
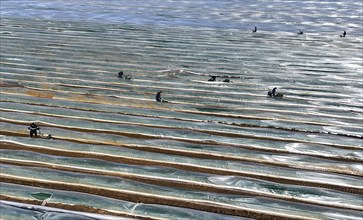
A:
[156,91,169,103]
[340,31,346,37]
[208,76,216,81]
[28,123,40,138]
[118,71,132,80]
[253,26,257,33]
[272,87,277,97]
[156,91,162,102]
[298,30,303,35]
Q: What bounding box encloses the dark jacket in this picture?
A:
[28,123,39,131]
[156,91,162,102]
[272,87,277,97]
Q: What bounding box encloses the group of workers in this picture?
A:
[208,76,230,82]
[252,26,347,37]
[25,27,347,139]
[116,27,348,104]
[117,70,282,103]
[26,70,281,138]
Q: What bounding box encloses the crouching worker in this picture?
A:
[156,90,169,103]
[44,134,53,139]
[118,71,124,78]
[156,91,163,102]
[267,87,277,97]
[208,76,216,81]
[272,87,277,97]
[118,71,132,80]
[28,123,40,138]
[267,87,283,98]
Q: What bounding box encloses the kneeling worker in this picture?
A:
[156,90,169,103]
[272,87,277,97]
[208,76,216,81]
[118,71,132,80]
[156,91,163,102]
[267,87,278,97]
